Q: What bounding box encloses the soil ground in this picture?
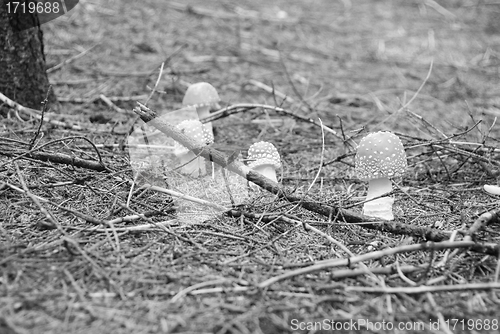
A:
[1,0,500,333]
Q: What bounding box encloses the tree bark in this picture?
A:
[0,2,57,111]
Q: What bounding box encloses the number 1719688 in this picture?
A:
[444,319,498,331]
[6,1,60,14]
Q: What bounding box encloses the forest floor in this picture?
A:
[1,0,500,333]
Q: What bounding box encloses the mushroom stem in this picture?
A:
[363,177,394,220]
[195,105,214,178]
[253,165,278,183]
[196,105,212,133]
[366,177,392,200]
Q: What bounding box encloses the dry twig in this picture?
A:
[0,92,84,130]
[206,102,342,140]
[258,241,496,288]
[463,208,500,242]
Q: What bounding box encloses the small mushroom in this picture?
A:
[247,141,281,183]
[484,185,500,195]
[173,119,214,177]
[355,131,407,220]
[182,82,221,134]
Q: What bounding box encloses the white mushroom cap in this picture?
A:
[173,119,214,156]
[355,131,407,181]
[182,82,221,108]
[247,141,281,170]
[484,185,500,195]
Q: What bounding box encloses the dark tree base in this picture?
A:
[0,3,58,111]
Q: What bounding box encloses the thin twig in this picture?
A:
[399,59,434,112]
[0,136,107,171]
[144,62,165,105]
[463,208,500,242]
[14,162,58,227]
[135,181,229,212]
[47,44,98,73]
[346,282,500,294]
[29,86,52,150]
[0,92,86,130]
[205,102,343,140]
[171,279,232,303]
[258,241,490,288]
[99,94,128,113]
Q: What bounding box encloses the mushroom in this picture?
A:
[173,119,214,177]
[484,185,500,195]
[182,82,221,134]
[247,141,281,183]
[355,131,407,220]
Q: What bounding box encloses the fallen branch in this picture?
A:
[137,182,229,212]
[0,149,107,172]
[132,103,499,253]
[463,208,500,242]
[68,220,177,233]
[0,136,108,172]
[319,264,427,282]
[346,282,500,294]
[180,270,500,297]
[0,92,84,131]
[258,240,497,288]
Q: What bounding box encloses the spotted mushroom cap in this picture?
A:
[247,141,281,170]
[182,82,221,108]
[355,131,407,180]
[173,119,214,155]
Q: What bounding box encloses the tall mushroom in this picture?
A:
[173,119,214,177]
[182,82,221,134]
[247,141,281,183]
[355,131,407,220]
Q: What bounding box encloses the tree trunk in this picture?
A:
[0,3,57,110]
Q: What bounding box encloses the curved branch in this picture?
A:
[132,103,493,249]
